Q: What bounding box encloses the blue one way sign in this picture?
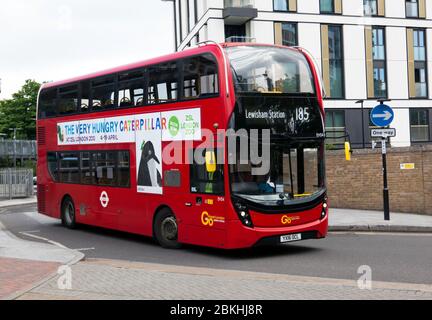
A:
[370,104,394,127]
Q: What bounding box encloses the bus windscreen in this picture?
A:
[226,46,316,95]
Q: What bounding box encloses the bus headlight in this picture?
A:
[234,202,254,228]
[321,198,328,219]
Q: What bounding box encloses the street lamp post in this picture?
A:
[161,0,178,52]
[9,128,21,169]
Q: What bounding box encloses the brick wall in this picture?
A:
[326,145,432,215]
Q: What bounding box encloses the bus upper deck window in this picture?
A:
[183,54,219,100]
[38,89,57,118]
[148,62,179,104]
[58,85,79,116]
[118,70,145,108]
[91,77,116,110]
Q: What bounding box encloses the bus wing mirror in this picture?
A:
[205,151,217,173]
[345,142,351,161]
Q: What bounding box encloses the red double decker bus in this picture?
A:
[36,42,328,249]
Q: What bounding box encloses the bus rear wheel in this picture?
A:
[61,197,76,229]
[154,208,181,249]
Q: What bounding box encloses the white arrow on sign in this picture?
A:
[372,111,392,121]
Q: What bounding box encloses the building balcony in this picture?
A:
[223,0,257,25]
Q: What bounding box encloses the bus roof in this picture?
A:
[41,43,300,91]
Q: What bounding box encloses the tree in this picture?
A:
[0,80,41,140]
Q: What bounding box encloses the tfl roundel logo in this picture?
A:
[100,191,109,208]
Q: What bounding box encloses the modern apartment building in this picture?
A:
[162,0,432,148]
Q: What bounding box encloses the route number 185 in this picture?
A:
[296,107,310,121]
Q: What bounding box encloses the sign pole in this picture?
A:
[371,101,393,221]
[381,137,390,221]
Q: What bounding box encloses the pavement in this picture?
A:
[0,196,37,209]
[0,217,84,300]
[329,208,432,233]
[15,259,432,300]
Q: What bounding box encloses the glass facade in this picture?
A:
[364,0,378,16]
[413,29,428,98]
[406,0,419,18]
[282,23,297,47]
[325,110,345,146]
[320,0,334,13]
[328,25,344,98]
[410,109,429,142]
[274,0,288,11]
[372,27,387,98]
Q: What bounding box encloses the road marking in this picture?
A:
[19,232,69,249]
[73,248,95,252]
[329,231,432,237]
[21,230,40,234]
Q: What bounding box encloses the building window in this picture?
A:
[372,27,387,98]
[328,25,344,98]
[225,24,247,43]
[320,0,334,13]
[274,0,288,11]
[413,30,427,98]
[325,110,345,146]
[274,0,297,12]
[282,23,297,46]
[406,0,419,17]
[410,109,429,142]
[275,22,297,47]
[364,0,377,16]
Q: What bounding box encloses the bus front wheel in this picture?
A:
[154,208,181,249]
[61,197,76,229]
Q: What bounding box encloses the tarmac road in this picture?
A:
[1,204,431,285]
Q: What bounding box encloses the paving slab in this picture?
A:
[18,259,432,300]
[0,220,84,300]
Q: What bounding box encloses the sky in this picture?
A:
[0,0,175,99]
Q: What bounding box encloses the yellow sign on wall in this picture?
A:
[400,163,415,170]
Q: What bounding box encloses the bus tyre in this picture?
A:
[61,197,76,229]
[154,208,181,249]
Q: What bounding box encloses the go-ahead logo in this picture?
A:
[201,211,225,227]
[281,215,300,225]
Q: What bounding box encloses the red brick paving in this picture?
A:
[0,257,60,299]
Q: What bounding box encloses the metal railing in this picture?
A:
[0,168,34,199]
[0,140,37,158]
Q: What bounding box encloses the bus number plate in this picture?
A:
[280,233,302,243]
